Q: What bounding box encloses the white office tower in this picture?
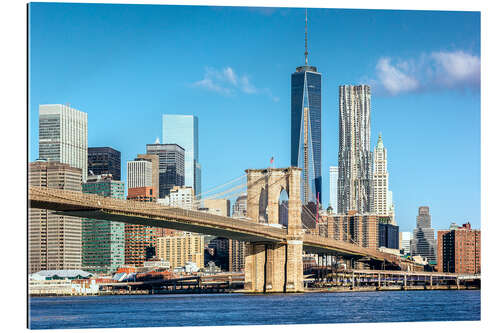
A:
[400,231,412,255]
[338,85,373,214]
[372,133,395,223]
[127,159,152,189]
[329,166,338,213]
[38,104,88,182]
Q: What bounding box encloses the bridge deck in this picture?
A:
[29,186,400,262]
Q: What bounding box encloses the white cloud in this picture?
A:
[431,51,480,88]
[372,51,480,95]
[193,67,278,101]
[376,58,419,95]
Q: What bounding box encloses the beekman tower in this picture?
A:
[338,85,373,214]
[291,9,322,205]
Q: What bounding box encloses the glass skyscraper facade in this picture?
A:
[146,143,185,198]
[82,175,125,274]
[162,115,201,196]
[291,65,322,204]
[39,104,88,182]
[88,147,121,181]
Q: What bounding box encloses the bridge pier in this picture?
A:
[244,167,304,293]
[244,238,304,293]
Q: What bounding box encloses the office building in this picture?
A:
[411,206,436,262]
[157,232,204,269]
[39,104,88,181]
[437,222,480,274]
[322,211,379,250]
[329,166,338,213]
[379,222,399,250]
[201,199,230,216]
[158,186,195,210]
[400,231,413,255]
[338,85,373,214]
[200,201,246,272]
[82,174,125,274]
[372,134,395,223]
[127,158,152,189]
[136,153,159,198]
[88,147,121,181]
[28,161,83,273]
[162,115,201,195]
[291,12,322,205]
[232,194,247,217]
[125,186,174,266]
[145,143,185,198]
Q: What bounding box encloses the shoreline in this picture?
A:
[29,285,479,297]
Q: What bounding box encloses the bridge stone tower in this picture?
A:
[244,167,304,292]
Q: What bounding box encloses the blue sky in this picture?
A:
[28,3,480,233]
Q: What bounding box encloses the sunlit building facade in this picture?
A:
[28,161,83,273]
[338,85,372,214]
[162,115,201,196]
[39,104,88,182]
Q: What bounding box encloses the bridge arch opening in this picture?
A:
[278,188,289,227]
[258,186,268,223]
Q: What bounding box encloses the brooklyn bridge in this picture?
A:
[29,166,415,293]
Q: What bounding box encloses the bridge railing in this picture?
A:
[29,186,287,240]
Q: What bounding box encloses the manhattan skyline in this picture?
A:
[28,3,480,233]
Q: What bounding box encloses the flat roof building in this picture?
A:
[29,161,83,273]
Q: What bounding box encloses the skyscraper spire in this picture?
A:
[305,8,308,65]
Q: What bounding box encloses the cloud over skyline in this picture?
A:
[193,66,278,101]
[372,51,480,95]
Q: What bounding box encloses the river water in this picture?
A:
[28,290,480,329]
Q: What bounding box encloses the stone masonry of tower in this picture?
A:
[244,167,304,293]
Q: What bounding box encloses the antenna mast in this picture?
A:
[305,8,308,65]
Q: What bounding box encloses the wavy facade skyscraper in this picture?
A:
[338,85,372,214]
[291,10,322,205]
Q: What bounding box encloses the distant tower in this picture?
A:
[162,115,201,196]
[338,85,372,214]
[291,9,322,205]
[372,133,395,222]
[411,206,437,262]
[329,166,338,213]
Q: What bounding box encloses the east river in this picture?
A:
[29,290,480,329]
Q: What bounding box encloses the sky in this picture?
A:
[28,2,481,233]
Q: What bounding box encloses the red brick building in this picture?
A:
[437,222,480,274]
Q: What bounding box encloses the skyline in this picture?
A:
[28,3,480,233]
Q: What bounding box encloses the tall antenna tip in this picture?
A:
[304,8,308,65]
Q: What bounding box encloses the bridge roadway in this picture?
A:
[29,186,399,264]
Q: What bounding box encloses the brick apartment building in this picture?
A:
[437,222,480,274]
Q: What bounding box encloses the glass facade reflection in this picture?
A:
[162,115,201,196]
[291,66,322,204]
